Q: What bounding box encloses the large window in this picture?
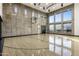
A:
[49,15,54,23]
[55,13,62,23]
[56,24,62,32]
[48,8,73,34]
[63,10,72,21]
[49,25,54,32]
[63,23,72,32]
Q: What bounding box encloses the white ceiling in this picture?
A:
[23,3,73,13]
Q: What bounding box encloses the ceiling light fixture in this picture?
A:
[46,3,56,9]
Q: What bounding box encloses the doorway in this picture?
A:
[41,25,46,34]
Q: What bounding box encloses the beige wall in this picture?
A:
[2,3,47,37]
[74,4,79,36]
[0,3,2,17]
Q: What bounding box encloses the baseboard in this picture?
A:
[2,33,79,38]
[2,33,40,38]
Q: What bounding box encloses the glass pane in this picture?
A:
[56,24,62,31]
[55,13,62,23]
[49,15,54,23]
[63,10,72,21]
[49,25,54,32]
[63,23,72,32]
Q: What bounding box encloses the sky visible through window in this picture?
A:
[49,16,54,23]
[63,10,72,21]
[49,10,72,23]
[55,13,61,22]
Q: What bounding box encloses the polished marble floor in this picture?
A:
[2,34,79,56]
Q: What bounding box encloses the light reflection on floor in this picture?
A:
[49,35,72,56]
[2,34,79,56]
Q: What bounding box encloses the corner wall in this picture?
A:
[0,3,2,17]
[74,4,79,36]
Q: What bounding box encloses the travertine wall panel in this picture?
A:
[2,3,47,37]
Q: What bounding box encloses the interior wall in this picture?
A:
[2,3,47,37]
[0,3,2,17]
[74,4,79,36]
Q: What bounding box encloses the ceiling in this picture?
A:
[23,3,73,13]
